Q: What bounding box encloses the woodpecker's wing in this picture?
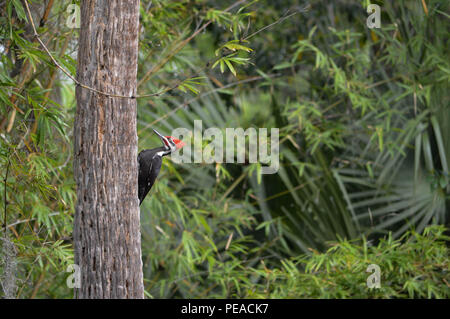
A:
[138,149,164,205]
[138,160,152,204]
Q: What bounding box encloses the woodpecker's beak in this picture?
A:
[153,129,170,149]
[153,128,164,139]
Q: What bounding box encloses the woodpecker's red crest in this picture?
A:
[164,136,186,149]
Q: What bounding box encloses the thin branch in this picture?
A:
[3,154,11,233]
[24,0,249,100]
[242,6,309,41]
[138,73,280,133]
[225,232,233,250]
[23,0,170,99]
[421,0,429,16]
[137,0,249,87]
[6,213,61,229]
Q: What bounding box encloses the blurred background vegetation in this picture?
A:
[0,0,449,298]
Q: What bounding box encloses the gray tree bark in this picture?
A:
[73,0,144,298]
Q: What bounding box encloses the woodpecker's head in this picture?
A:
[153,129,185,153]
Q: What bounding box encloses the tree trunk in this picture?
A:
[73,0,143,298]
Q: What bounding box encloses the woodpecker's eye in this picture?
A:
[165,136,176,147]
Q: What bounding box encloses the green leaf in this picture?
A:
[12,0,27,21]
[224,59,236,76]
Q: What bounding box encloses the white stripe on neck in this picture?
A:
[156,150,170,157]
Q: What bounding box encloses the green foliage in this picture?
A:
[249,225,450,298]
[144,221,450,298]
[0,0,76,298]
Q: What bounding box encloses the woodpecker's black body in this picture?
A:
[138,147,166,205]
[138,129,184,205]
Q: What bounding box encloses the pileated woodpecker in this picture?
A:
[138,129,185,205]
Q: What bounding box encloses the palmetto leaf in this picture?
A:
[337,109,449,238]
